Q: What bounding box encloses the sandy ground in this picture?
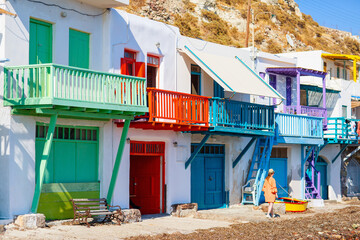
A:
[1,201,359,240]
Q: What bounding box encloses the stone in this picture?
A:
[260,203,286,215]
[0,225,4,233]
[352,224,359,229]
[273,202,286,215]
[121,209,141,223]
[171,203,198,217]
[14,214,45,229]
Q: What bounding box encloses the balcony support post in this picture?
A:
[331,144,349,163]
[107,119,131,204]
[232,137,256,168]
[296,70,301,115]
[353,59,357,82]
[185,134,210,169]
[31,113,58,213]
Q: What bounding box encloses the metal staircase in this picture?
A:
[305,147,322,199]
[241,136,274,205]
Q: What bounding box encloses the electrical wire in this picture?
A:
[26,0,109,17]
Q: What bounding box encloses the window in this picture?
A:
[147,55,159,88]
[121,50,136,76]
[342,105,348,118]
[191,65,201,95]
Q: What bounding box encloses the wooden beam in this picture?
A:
[232,137,256,168]
[31,114,57,213]
[0,8,16,17]
[107,119,131,204]
[185,134,210,169]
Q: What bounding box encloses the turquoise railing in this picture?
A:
[3,64,147,108]
[209,98,275,132]
[324,117,360,143]
[275,113,323,138]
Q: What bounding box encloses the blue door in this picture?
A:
[191,145,225,210]
[315,158,328,199]
[269,158,288,198]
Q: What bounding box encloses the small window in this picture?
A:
[300,89,308,106]
[147,55,159,66]
[191,64,201,95]
[124,51,135,59]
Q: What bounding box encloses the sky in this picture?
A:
[296,0,360,36]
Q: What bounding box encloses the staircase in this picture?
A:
[304,147,322,199]
[241,136,274,205]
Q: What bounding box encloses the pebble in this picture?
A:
[352,224,358,229]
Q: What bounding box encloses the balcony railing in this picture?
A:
[284,105,327,128]
[209,98,275,134]
[147,88,210,126]
[275,113,323,139]
[3,64,147,113]
[324,117,360,143]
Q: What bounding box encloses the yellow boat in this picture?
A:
[275,197,308,212]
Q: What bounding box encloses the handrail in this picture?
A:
[275,113,323,138]
[147,88,210,126]
[209,98,275,131]
[4,64,147,107]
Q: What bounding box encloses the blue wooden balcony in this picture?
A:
[275,113,324,145]
[208,98,275,136]
[324,118,360,144]
[3,64,148,119]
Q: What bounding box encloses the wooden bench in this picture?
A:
[70,198,122,227]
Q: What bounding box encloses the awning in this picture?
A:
[183,46,284,99]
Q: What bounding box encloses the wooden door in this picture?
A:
[29,19,52,64]
[69,29,90,69]
[130,155,161,214]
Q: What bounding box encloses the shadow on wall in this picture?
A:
[0,123,11,219]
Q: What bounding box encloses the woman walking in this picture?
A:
[262,169,278,218]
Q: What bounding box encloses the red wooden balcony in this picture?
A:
[118,88,210,131]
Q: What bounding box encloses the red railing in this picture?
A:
[147,88,210,126]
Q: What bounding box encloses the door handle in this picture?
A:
[134,182,137,186]
[208,176,213,181]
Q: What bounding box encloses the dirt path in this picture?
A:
[1,202,360,240]
[129,205,360,240]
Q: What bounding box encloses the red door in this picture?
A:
[130,156,161,214]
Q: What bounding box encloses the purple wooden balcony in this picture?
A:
[284,105,327,128]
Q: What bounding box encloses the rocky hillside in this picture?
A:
[119,0,360,55]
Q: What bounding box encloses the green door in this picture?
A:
[29,19,52,64]
[35,125,99,220]
[69,29,90,69]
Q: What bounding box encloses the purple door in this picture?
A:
[269,75,276,105]
[286,77,292,106]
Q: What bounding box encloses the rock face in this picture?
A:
[14,214,45,229]
[171,203,198,217]
[121,209,141,223]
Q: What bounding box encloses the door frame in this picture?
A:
[129,141,166,213]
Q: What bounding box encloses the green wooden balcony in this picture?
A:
[3,64,148,119]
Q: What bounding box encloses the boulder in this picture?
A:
[14,214,45,229]
[260,202,286,215]
[121,209,141,223]
[171,203,198,217]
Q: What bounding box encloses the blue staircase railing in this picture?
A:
[241,136,274,205]
[304,147,322,199]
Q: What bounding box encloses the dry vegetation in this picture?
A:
[121,0,360,55]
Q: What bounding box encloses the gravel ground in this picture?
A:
[1,202,359,240]
[128,206,360,240]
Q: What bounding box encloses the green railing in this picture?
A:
[4,64,147,109]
